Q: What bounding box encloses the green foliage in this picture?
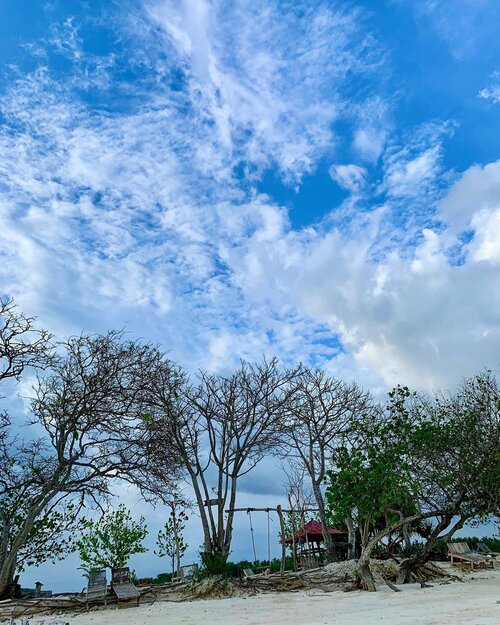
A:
[449,536,500,552]
[10,499,83,572]
[326,386,420,544]
[194,557,294,581]
[151,572,174,584]
[198,551,229,576]
[76,504,148,570]
[327,374,500,573]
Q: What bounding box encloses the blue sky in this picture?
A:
[1,0,500,591]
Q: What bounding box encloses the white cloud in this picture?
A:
[329,164,367,193]
[291,217,500,391]
[351,97,390,163]
[403,0,496,60]
[479,83,500,104]
[0,0,384,374]
[1,0,499,398]
[353,127,387,163]
[141,0,381,183]
[438,160,500,232]
[381,122,454,202]
[468,208,500,264]
[384,146,441,198]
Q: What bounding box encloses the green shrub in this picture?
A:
[194,556,295,581]
[151,572,173,585]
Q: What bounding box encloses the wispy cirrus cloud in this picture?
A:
[479,75,500,104]
[140,0,384,182]
[399,0,498,60]
[0,0,383,370]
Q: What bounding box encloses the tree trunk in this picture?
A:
[0,553,17,599]
[185,465,215,570]
[402,523,411,555]
[277,505,286,574]
[353,510,447,592]
[0,503,44,599]
[355,549,377,591]
[290,511,297,572]
[397,514,465,584]
[311,480,336,563]
[200,547,229,575]
[346,516,356,559]
[171,504,180,578]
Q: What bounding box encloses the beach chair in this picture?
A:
[86,569,108,607]
[447,543,494,570]
[243,568,255,578]
[111,567,141,607]
[476,542,498,557]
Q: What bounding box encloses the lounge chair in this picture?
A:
[447,543,494,570]
[86,569,107,607]
[111,567,141,607]
[476,542,498,557]
[242,568,255,578]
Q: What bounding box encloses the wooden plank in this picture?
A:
[87,569,107,601]
[204,498,221,507]
[226,507,319,513]
[112,568,132,585]
[112,583,140,600]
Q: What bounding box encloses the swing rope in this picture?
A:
[247,509,257,562]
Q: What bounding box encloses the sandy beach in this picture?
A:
[30,567,499,625]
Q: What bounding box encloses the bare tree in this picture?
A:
[283,368,372,562]
[0,299,52,382]
[0,332,179,598]
[282,460,315,514]
[146,358,299,573]
[281,460,316,569]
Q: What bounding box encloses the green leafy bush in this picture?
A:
[77,504,148,570]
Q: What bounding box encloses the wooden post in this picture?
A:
[290,510,297,572]
[277,505,286,575]
[302,509,311,569]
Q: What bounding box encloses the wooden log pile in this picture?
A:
[0,561,456,617]
[239,560,400,594]
[396,560,457,587]
[0,587,156,620]
[241,569,344,593]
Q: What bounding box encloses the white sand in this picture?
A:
[33,568,499,625]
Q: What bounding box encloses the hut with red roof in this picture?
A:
[283,519,346,569]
